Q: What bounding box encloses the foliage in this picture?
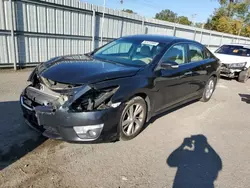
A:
[122,9,136,14]
[195,22,205,28]
[242,25,250,37]
[216,16,232,32]
[178,16,192,25]
[154,1,250,36]
[204,0,250,36]
[155,9,192,25]
[155,9,178,23]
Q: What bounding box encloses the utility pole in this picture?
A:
[100,0,106,45]
[9,0,17,70]
[173,18,180,37]
[191,14,197,27]
[191,14,197,41]
[237,18,245,44]
[200,22,205,43]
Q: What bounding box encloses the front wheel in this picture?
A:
[200,77,216,102]
[238,70,249,83]
[119,96,147,141]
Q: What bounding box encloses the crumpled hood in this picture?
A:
[214,53,250,64]
[37,55,140,84]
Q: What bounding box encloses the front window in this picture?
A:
[93,39,167,67]
[215,45,250,57]
[161,44,187,65]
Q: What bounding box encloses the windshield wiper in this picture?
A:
[93,56,126,66]
[85,53,92,57]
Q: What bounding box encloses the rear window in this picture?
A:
[215,45,250,57]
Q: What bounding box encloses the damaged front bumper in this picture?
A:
[220,64,247,78]
[20,85,122,143]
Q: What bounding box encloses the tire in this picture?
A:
[119,96,147,141]
[200,76,216,102]
[238,70,249,83]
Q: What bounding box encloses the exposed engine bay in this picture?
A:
[23,70,120,113]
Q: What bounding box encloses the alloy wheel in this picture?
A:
[122,103,145,136]
[205,79,215,99]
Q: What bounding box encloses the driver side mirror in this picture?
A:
[160,60,179,69]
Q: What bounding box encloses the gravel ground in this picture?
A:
[0,69,250,188]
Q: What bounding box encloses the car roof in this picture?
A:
[223,43,250,49]
[121,34,199,44]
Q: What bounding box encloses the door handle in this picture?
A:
[184,71,193,75]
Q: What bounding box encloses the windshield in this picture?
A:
[215,45,250,57]
[93,38,167,67]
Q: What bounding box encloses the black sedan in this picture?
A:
[20,35,220,142]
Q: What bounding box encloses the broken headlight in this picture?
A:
[69,86,120,112]
[27,68,43,90]
[229,62,246,68]
[28,68,37,82]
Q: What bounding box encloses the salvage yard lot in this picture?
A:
[0,69,250,188]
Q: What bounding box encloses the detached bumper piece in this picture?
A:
[20,85,121,143]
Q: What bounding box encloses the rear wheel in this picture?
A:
[200,77,216,102]
[119,96,147,141]
[238,70,249,83]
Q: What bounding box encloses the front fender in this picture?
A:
[93,75,155,110]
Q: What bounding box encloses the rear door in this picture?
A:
[186,43,210,97]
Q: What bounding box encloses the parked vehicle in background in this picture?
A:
[20,35,220,143]
[214,44,250,83]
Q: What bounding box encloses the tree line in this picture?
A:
[205,0,250,37]
[123,0,250,37]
